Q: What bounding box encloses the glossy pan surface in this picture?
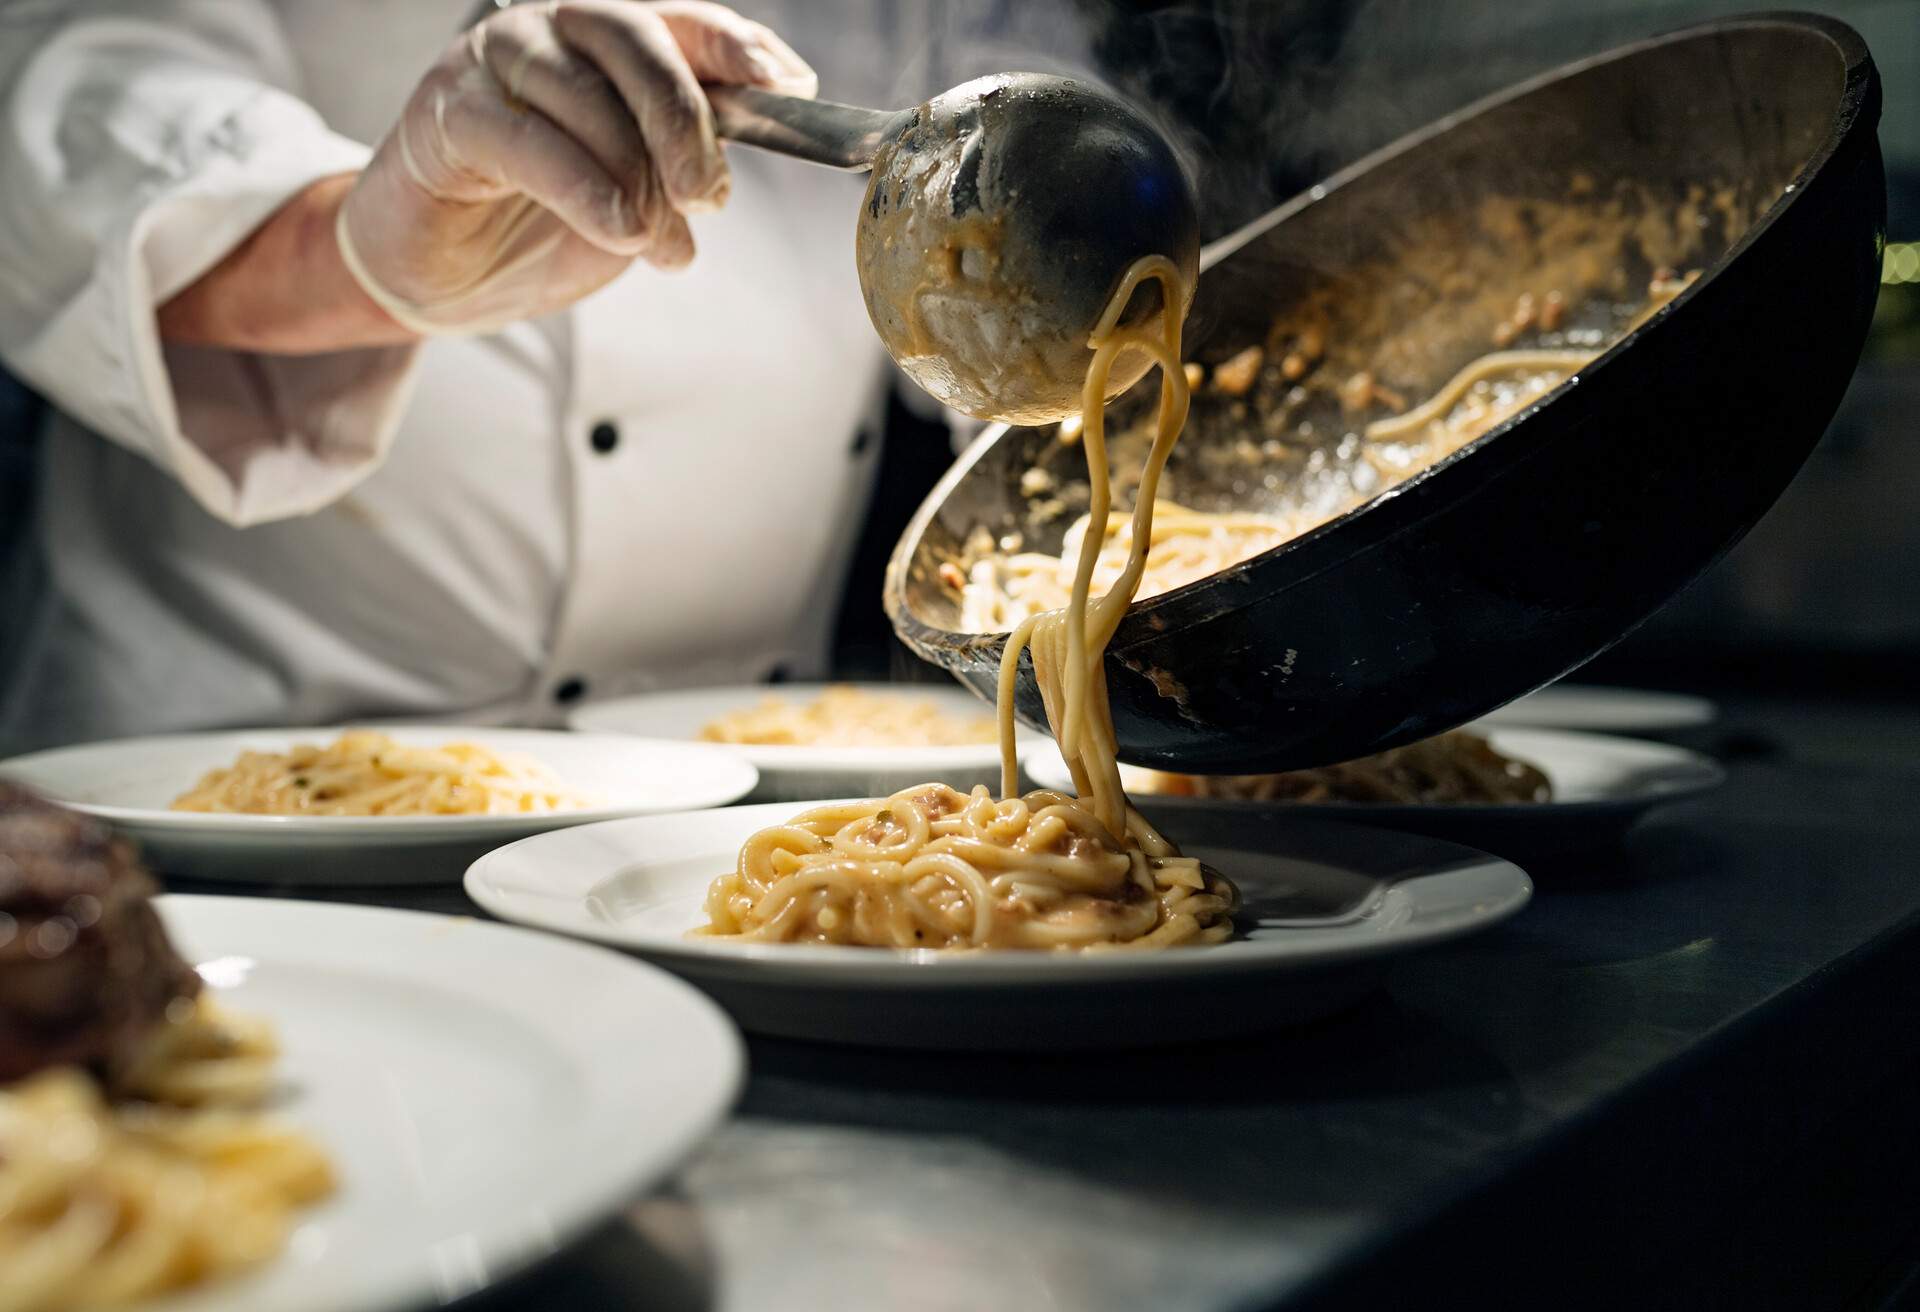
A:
[886,13,1884,771]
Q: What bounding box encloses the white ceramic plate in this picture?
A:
[1024,727,1725,858]
[465,801,1532,1049]
[151,895,742,1312]
[1478,683,1716,732]
[0,727,758,884]
[568,683,1028,802]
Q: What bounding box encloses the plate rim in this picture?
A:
[463,800,1534,987]
[1021,726,1726,819]
[150,892,745,1312]
[0,725,760,835]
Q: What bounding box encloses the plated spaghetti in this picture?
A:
[0,782,331,1310]
[0,1003,334,1312]
[698,783,1235,949]
[1142,731,1552,806]
[697,255,1240,952]
[169,729,591,817]
[698,686,996,748]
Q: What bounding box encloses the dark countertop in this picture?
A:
[181,696,1920,1312]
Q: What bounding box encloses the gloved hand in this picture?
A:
[336,0,815,335]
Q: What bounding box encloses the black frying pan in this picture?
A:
[884,12,1884,773]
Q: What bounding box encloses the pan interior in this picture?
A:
[900,23,1846,635]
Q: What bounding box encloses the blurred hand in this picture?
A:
[336,0,816,335]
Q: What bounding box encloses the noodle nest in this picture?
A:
[696,783,1237,951]
[698,256,1238,954]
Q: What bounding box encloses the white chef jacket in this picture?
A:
[0,0,1090,753]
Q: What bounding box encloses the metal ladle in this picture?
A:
[709,73,1201,425]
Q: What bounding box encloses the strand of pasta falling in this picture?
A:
[1365,273,1697,445]
[996,253,1192,838]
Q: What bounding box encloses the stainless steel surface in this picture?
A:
[188,699,1920,1311]
[853,72,1199,425]
[706,86,907,171]
[715,73,1200,427]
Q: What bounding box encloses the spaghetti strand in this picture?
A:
[697,255,1239,952]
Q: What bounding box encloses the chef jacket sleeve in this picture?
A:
[0,1,420,527]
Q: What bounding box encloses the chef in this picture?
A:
[0,1,1085,752]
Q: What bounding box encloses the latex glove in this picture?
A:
[337,0,815,335]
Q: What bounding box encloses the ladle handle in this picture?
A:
[706,85,906,171]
